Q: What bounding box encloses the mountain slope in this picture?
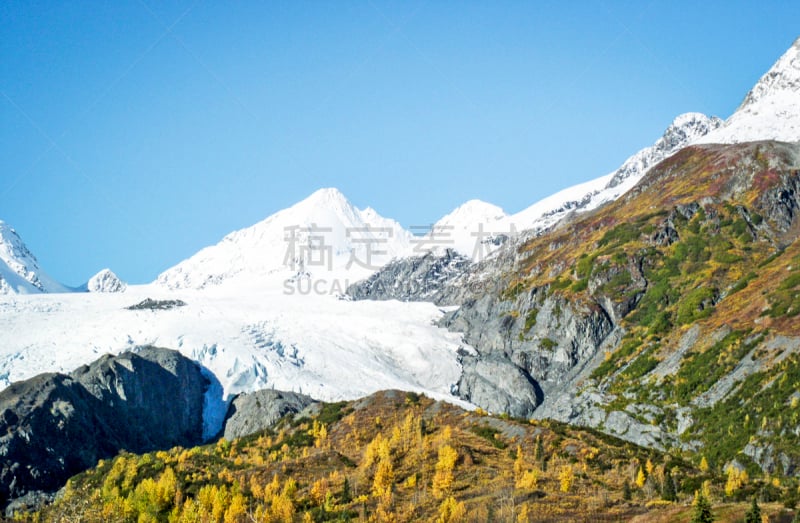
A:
[157,188,413,290]
[698,37,800,144]
[439,141,800,472]
[0,221,68,295]
[28,390,717,523]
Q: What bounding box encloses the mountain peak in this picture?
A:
[697,37,800,144]
[441,200,507,222]
[299,187,351,207]
[0,220,67,294]
[157,188,413,289]
[86,268,127,293]
[283,187,361,224]
[739,36,800,110]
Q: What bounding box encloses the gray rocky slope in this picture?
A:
[346,248,472,303]
[221,389,316,440]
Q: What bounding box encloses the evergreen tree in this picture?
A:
[691,491,714,523]
[340,477,352,504]
[534,436,545,463]
[744,496,761,523]
[623,480,632,501]
[661,468,677,502]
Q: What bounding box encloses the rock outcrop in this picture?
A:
[221,389,317,440]
[0,347,208,512]
[347,249,471,303]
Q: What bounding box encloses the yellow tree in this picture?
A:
[224,493,247,523]
[514,445,538,490]
[310,478,329,506]
[513,446,525,482]
[212,485,229,522]
[270,492,295,523]
[724,465,748,497]
[517,502,530,523]
[372,455,394,498]
[559,465,574,493]
[432,445,458,499]
[364,433,390,470]
[635,467,646,488]
[517,470,539,490]
[155,467,178,511]
[437,496,466,523]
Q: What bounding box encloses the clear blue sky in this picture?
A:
[2,1,799,285]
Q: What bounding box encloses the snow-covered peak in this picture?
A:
[0,220,68,294]
[292,187,360,221]
[157,188,414,290]
[605,113,723,189]
[438,200,507,225]
[740,37,800,109]
[697,37,800,144]
[420,200,509,260]
[86,269,127,293]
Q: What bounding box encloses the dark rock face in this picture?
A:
[71,347,208,450]
[347,249,471,304]
[0,347,208,511]
[125,298,187,311]
[0,373,107,508]
[221,389,316,440]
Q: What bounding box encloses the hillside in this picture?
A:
[18,390,775,523]
[435,141,800,477]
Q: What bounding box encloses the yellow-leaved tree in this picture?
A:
[635,467,646,488]
[432,445,458,499]
[724,465,748,497]
[372,455,394,499]
[436,496,466,523]
[559,465,574,493]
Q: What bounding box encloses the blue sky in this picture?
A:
[2,1,799,285]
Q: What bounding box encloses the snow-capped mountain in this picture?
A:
[157,188,414,290]
[86,269,126,293]
[0,221,68,295]
[697,37,800,144]
[420,200,509,260]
